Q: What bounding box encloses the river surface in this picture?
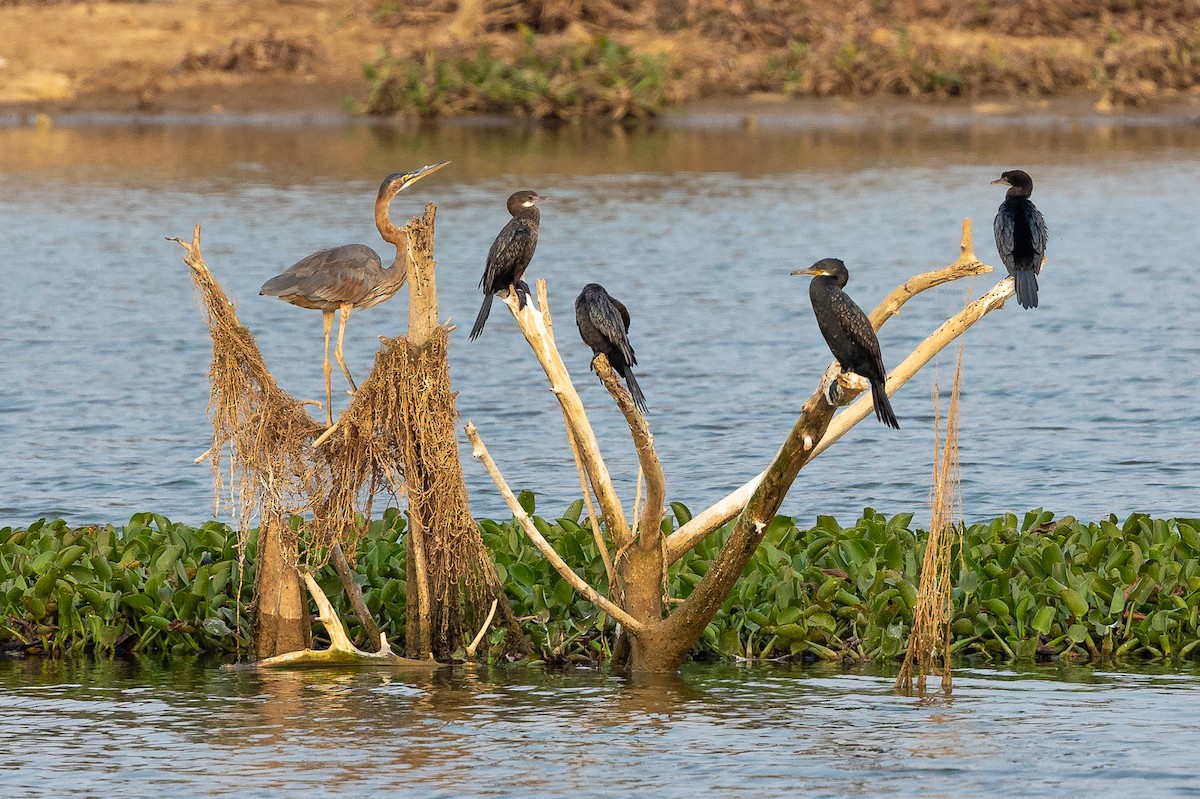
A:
[1,111,1199,528]
[2,657,1199,797]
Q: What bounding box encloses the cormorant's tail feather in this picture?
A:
[625,370,648,414]
[1014,269,1039,309]
[871,379,899,429]
[469,293,494,341]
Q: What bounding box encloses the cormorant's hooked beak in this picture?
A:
[790,267,827,277]
[990,176,1009,186]
[401,160,451,188]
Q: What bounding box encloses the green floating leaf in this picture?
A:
[1060,588,1090,617]
[1031,605,1056,634]
[202,618,233,638]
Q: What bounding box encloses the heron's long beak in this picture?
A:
[403,160,451,186]
[790,267,824,276]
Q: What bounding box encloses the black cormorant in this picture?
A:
[260,161,449,426]
[469,190,545,340]
[791,258,899,429]
[992,169,1047,310]
[575,283,647,413]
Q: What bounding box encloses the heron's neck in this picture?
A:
[380,250,407,290]
[375,194,407,247]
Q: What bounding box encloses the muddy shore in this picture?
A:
[4,0,1200,125]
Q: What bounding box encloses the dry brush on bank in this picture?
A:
[361,0,1200,117]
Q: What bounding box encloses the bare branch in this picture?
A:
[239,573,438,669]
[329,542,383,649]
[594,355,665,548]
[465,421,646,634]
[810,278,1013,459]
[565,426,616,588]
[664,218,993,564]
[465,599,498,659]
[500,281,632,546]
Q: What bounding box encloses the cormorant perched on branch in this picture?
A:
[791,258,899,429]
[575,283,647,413]
[469,190,545,340]
[259,161,449,426]
[992,169,1047,310]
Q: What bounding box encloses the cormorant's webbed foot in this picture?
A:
[514,281,531,310]
[824,374,840,406]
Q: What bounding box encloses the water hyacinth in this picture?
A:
[2,505,1199,664]
[359,31,678,122]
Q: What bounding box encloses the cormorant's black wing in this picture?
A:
[261,244,383,306]
[482,218,539,290]
[1025,203,1048,272]
[993,205,1016,273]
[828,290,883,370]
[585,294,637,367]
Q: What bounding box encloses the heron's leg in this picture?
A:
[335,303,358,393]
[321,310,335,427]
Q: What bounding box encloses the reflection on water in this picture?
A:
[0,116,1198,526]
[2,658,1199,798]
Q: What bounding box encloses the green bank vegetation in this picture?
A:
[359,32,678,121]
[3,504,1199,665]
[358,2,1200,119]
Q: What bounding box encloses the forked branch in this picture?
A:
[500,282,633,547]
[465,421,646,633]
[594,355,665,547]
[664,218,995,564]
[236,573,431,668]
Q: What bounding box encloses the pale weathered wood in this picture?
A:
[594,355,665,547]
[465,422,646,633]
[499,282,633,546]
[235,573,434,669]
[664,218,994,565]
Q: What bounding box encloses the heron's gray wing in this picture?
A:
[993,207,1016,272]
[482,219,538,289]
[588,294,637,367]
[261,244,383,306]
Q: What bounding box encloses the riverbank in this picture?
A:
[5,0,1200,121]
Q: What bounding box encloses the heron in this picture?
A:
[260,161,449,426]
[469,190,545,340]
[791,258,899,429]
[992,169,1048,310]
[575,282,647,412]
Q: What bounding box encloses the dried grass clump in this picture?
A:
[173,31,321,74]
[895,340,964,697]
[382,0,649,33]
[180,232,325,565]
[177,204,521,662]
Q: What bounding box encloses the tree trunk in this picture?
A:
[253,517,310,659]
[402,205,526,660]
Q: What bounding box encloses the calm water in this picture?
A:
[1,115,1199,528]
[2,658,1200,797]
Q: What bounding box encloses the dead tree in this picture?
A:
[469,219,1019,672]
[172,204,522,665]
